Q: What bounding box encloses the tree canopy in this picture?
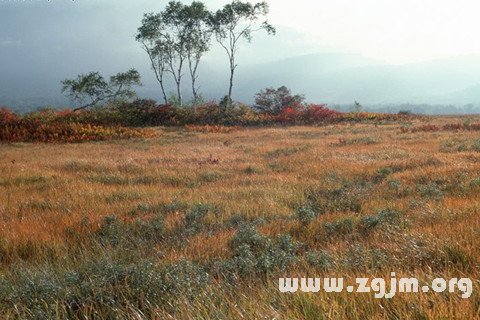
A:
[61,69,141,111]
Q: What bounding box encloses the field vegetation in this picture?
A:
[0,115,479,318]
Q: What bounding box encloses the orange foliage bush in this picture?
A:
[0,121,155,143]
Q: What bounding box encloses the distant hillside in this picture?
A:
[2,52,480,114]
[230,53,480,106]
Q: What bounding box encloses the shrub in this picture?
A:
[0,257,208,318]
[306,251,335,270]
[109,99,158,126]
[358,209,401,235]
[95,214,165,247]
[295,205,318,226]
[342,244,389,271]
[161,259,209,296]
[473,139,480,152]
[373,166,403,183]
[244,166,260,175]
[253,86,305,115]
[336,136,379,146]
[0,107,19,126]
[214,225,299,277]
[417,182,444,199]
[0,121,155,143]
[184,203,213,235]
[303,182,366,214]
[274,104,304,124]
[302,104,341,123]
[439,139,469,152]
[324,218,355,237]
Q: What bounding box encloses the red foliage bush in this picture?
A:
[0,107,19,126]
[274,104,343,124]
[275,106,302,124]
[303,104,342,122]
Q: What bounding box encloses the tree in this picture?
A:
[136,1,211,106]
[353,100,363,113]
[161,1,188,106]
[183,2,211,104]
[136,12,169,105]
[61,69,141,111]
[254,86,305,115]
[209,1,275,105]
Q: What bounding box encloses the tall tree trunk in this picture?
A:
[146,48,168,105]
[176,80,182,106]
[158,75,168,105]
[188,56,198,105]
[189,58,199,105]
[175,59,183,106]
[227,55,235,106]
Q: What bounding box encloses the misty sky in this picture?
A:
[2,0,480,64]
[1,0,480,109]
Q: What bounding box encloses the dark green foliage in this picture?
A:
[96,214,165,247]
[342,244,389,271]
[473,139,480,151]
[295,205,318,225]
[306,251,335,270]
[373,166,403,183]
[61,69,141,111]
[358,209,401,235]
[0,257,208,319]
[254,86,305,115]
[416,181,444,199]
[214,225,298,277]
[324,218,355,237]
[304,181,367,214]
[184,203,213,234]
[244,165,260,175]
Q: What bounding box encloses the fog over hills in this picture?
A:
[231,53,480,106]
[2,52,480,114]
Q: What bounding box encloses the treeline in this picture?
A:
[0,99,413,143]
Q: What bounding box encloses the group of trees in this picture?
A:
[135,0,275,106]
[61,0,276,110]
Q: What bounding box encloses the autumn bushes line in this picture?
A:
[0,100,412,143]
[0,106,156,143]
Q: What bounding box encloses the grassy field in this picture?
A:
[0,116,479,319]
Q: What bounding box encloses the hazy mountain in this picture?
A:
[231,53,480,106]
[2,52,480,114]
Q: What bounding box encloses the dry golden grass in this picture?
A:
[0,116,479,319]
